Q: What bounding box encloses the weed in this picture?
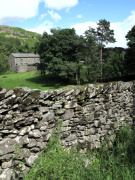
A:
[12,143,26,179]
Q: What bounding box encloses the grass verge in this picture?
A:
[0,71,76,90]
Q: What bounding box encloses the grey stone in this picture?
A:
[56,109,65,115]
[65,101,78,109]
[22,149,31,158]
[73,118,80,122]
[38,107,49,113]
[52,102,62,109]
[2,160,13,169]
[65,89,74,96]
[14,136,24,145]
[100,118,106,124]
[19,126,31,136]
[62,120,70,127]
[40,126,48,131]
[0,89,7,94]
[0,168,13,180]
[85,128,95,135]
[74,89,80,96]
[65,134,76,141]
[26,154,38,166]
[12,104,19,109]
[0,138,22,156]
[0,109,9,114]
[5,114,12,119]
[5,90,14,98]
[28,130,42,138]
[44,100,53,106]
[87,134,100,143]
[94,141,101,148]
[42,110,55,122]
[61,127,71,132]
[63,109,74,120]
[22,135,30,144]
[27,139,37,148]
[54,89,64,95]
[94,120,100,127]
[30,147,41,152]
[0,153,13,161]
[37,142,47,150]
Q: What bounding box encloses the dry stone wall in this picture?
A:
[0,81,134,179]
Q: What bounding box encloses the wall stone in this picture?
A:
[16,65,38,73]
[0,81,134,179]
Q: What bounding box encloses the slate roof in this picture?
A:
[11,53,40,58]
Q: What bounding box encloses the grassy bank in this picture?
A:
[25,125,135,180]
[0,71,74,90]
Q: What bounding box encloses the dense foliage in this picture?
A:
[36,19,133,84]
[125,25,135,77]
[35,28,86,85]
[0,45,9,74]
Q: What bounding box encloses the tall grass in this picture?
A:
[25,125,135,180]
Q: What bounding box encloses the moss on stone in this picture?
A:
[6,97,16,105]
[0,93,5,100]
[76,105,82,111]
[0,87,3,91]
[95,86,104,95]
[78,142,87,150]
[77,93,86,101]
[14,88,25,97]
[31,90,40,100]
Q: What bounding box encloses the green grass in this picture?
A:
[24,125,135,180]
[0,71,76,90]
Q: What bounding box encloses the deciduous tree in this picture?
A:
[0,45,9,74]
[35,28,85,84]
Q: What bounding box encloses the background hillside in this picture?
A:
[0,25,41,74]
[0,25,40,53]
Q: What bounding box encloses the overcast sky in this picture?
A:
[0,0,135,48]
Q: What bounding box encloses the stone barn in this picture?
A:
[8,53,40,73]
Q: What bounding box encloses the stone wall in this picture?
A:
[16,65,37,73]
[16,65,28,73]
[0,81,134,179]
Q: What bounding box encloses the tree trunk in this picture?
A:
[100,41,103,82]
[76,66,81,85]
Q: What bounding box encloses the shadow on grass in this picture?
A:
[26,74,76,90]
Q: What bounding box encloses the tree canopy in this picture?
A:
[0,45,9,74]
[35,20,133,84]
[35,28,86,84]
